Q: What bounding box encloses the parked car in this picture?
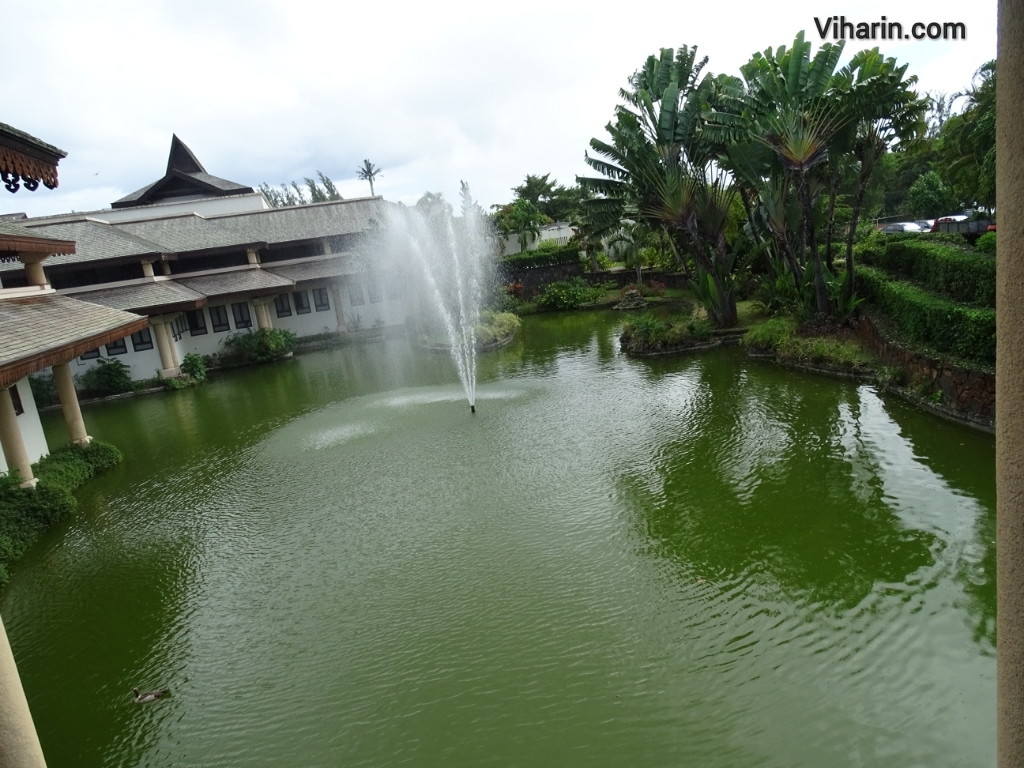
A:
[915,220,935,231]
[880,222,923,234]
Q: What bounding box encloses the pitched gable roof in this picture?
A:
[112,135,253,209]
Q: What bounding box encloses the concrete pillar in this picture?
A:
[0,615,47,767]
[20,258,47,288]
[141,261,155,278]
[998,2,1024,765]
[0,388,34,488]
[160,261,172,276]
[52,363,90,445]
[332,283,347,333]
[152,320,180,377]
[246,248,260,265]
[254,301,272,330]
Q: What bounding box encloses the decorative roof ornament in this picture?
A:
[0,122,66,193]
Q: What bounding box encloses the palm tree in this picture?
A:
[356,160,382,197]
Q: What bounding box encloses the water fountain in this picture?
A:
[380,185,491,414]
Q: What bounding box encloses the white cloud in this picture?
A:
[3,0,996,219]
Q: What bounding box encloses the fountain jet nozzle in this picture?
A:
[470,404,476,414]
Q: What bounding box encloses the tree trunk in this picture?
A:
[801,173,830,315]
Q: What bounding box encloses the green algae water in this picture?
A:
[2,313,995,767]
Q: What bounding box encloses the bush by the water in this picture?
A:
[477,311,521,346]
[0,440,123,583]
[75,357,135,398]
[857,265,996,363]
[222,328,297,364]
[536,278,606,310]
[741,316,872,368]
[620,313,713,354]
[500,244,581,270]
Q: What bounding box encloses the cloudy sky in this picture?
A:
[4,0,996,219]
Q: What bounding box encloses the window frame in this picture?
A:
[293,290,311,315]
[105,338,128,356]
[313,287,330,312]
[131,328,154,352]
[231,301,253,330]
[348,282,365,307]
[186,309,208,336]
[274,294,292,318]
[209,305,230,333]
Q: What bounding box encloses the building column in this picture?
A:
[151,319,180,377]
[160,261,172,277]
[332,283,347,333]
[0,388,34,488]
[253,300,273,331]
[246,248,260,265]
[998,2,1024,765]
[141,260,155,279]
[52,363,90,445]
[0,615,47,767]
[19,256,48,289]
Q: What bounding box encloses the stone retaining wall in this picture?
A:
[856,313,995,420]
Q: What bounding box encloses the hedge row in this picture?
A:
[857,265,996,363]
[0,440,123,583]
[500,244,581,270]
[856,238,995,306]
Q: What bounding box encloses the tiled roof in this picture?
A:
[265,256,359,282]
[208,198,387,245]
[117,214,261,254]
[175,268,294,298]
[71,280,206,312]
[0,219,165,272]
[0,294,148,386]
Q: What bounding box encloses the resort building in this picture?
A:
[1,136,406,382]
[1,124,147,485]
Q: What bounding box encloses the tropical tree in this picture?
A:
[258,171,342,208]
[357,159,382,197]
[939,60,996,210]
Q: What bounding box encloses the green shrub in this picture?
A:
[620,313,714,353]
[500,244,582,270]
[221,328,297,364]
[0,440,123,584]
[741,317,797,351]
[535,278,605,310]
[180,352,207,382]
[28,373,58,408]
[74,357,134,398]
[857,265,996,362]
[476,311,521,346]
[975,231,997,254]
[857,238,995,306]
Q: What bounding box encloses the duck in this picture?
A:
[132,688,169,704]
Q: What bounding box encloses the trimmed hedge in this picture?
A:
[856,238,995,307]
[0,440,123,583]
[500,244,581,270]
[857,265,996,362]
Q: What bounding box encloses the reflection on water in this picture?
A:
[2,313,996,767]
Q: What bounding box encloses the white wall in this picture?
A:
[501,222,575,256]
[271,283,341,337]
[0,378,48,475]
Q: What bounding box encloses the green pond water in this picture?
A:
[2,312,995,767]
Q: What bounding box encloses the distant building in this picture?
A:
[1,136,407,384]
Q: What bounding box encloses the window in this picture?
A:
[186,309,208,336]
[106,338,128,356]
[349,283,365,306]
[293,290,311,315]
[209,305,230,332]
[313,287,330,312]
[367,283,383,303]
[171,314,188,341]
[385,279,404,300]
[274,294,292,318]
[131,328,154,351]
[80,348,101,361]
[232,301,252,329]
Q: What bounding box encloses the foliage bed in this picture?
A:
[75,358,136,398]
[535,278,608,310]
[620,313,713,354]
[741,317,874,369]
[975,231,996,254]
[856,236,995,306]
[221,329,297,364]
[476,311,521,346]
[0,440,123,584]
[856,265,996,363]
[499,244,581,270]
